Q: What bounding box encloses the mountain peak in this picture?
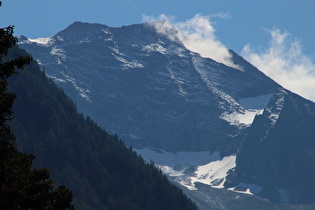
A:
[18,21,281,152]
[52,21,111,41]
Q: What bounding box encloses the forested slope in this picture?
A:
[9,54,197,210]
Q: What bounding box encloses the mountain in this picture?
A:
[18,21,279,153]
[18,21,315,207]
[9,50,197,210]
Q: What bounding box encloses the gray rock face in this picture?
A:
[226,89,315,204]
[18,21,278,152]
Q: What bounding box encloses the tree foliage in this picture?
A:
[0,26,74,209]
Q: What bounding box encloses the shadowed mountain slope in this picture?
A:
[9,53,197,210]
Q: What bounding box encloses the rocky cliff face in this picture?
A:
[226,89,315,204]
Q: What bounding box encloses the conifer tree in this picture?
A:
[0,26,74,209]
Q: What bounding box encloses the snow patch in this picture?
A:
[188,155,236,189]
[142,43,167,55]
[173,47,187,57]
[259,90,287,140]
[168,44,188,57]
[55,36,64,41]
[51,48,66,62]
[220,109,263,126]
[265,93,286,126]
[228,183,263,195]
[79,38,91,44]
[111,46,144,69]
[159,165,185,177]
[61,72,92,102]
[47,75,66,83]
[134,148,236,191]
[105,37,113,42]
[110,47,124,56]
[102,28,111,34]
[142,43,187,58]
[166,66,188,96]
[268,112,280,125]
[28,37,53,46]
[114,55,144,69]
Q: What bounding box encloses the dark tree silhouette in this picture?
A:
[0,26,74,209]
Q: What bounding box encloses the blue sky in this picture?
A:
[1,0,315,101]
[0,0,313,55]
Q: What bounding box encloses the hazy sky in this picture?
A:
[1,0,315,101]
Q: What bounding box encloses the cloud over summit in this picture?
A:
[143,14,240,69]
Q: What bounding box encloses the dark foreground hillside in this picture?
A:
[9,55,197,210]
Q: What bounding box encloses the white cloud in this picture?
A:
[210,11,231,19]
[242,28,315,102]
[143,14,179,42]
[143,14,241,70]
